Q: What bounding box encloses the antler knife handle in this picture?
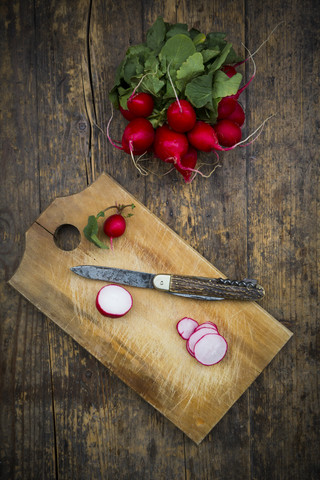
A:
[169,275,265,301]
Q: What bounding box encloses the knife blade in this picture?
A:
[70,265,265,301]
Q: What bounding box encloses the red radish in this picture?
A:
[217,96,237,119]
[188,121,220,152]
[174,147,198,183]
[188,120,256,153]
[221,65,237,78]
[127,92,154,118]
[194,333,228,366]
[226,102,245,127]
[167,99,197,133]
[119,105,136,121]
[96,284,133,318]
[153,124,189,165]
[187,327,220,356]
[103,213,126,250]
[176,317,199,340]
[214,119,242,147]
[122,117,154,155]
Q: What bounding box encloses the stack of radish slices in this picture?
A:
[176,318,228,366]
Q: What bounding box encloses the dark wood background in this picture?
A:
[0,0,319,479]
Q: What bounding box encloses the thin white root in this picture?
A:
[250,21,285,57]
[129,142,149,176]
[241,44,256,81]
[167,61,182,112]
[233,113,276,149]
[190,162,221,181]
[107,104,123,149]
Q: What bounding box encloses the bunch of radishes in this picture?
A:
[107,17,268,183]
[109,70,250,184]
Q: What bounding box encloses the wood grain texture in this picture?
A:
[1,0,319,478]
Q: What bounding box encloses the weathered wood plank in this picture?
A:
[0,1,56,478]
[246,0,320,478]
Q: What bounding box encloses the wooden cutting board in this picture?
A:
[9,173,292,444]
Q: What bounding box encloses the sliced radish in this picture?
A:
[186,340,195,357]
[194,333,228,366]
[187,327,219,356]
[96,284,133,318]
[176,317,199,340]
[195,322,219,333]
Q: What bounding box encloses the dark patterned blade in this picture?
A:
[70,265,155,289]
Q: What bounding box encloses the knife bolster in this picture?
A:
[153,274,171,291]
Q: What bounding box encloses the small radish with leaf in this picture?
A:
[84,203,135,250]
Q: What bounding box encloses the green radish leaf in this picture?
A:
[224,46,243,64]
[146,16,166,52]
[192,32,206,47]
[212,71,242,98]
[185,72,213,108]
[201,48,220,63]
[162,80,178,100]
[144,54,160,72]
[189,28,201,40]
[159,34,196,70]
[196,101,219,124]
[83,214,108,249]
[123,55,144,84]
[206,32,228,50]
[141,75,165,96]
[90,234,109,249]
[126,44,152,59]
[208,43,233,73]
[96,211,105,219]
[118,87,133,109]
[84,215,98,238]
[176,52,204,92]
[147,107,168,128]
[109,86,119,108]
[165,23,189,39]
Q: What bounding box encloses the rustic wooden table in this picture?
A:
[1,0,319,479]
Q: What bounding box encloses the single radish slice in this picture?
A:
[176,317,199,340]
[187,327,219,356]
[194,333,228,366]
[195,322,219,333]
[96,284,133,318]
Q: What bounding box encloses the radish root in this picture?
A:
[107,105,123,150]
[128,141,149,176]
[167,61,182,112]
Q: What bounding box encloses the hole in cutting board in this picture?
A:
[54,224,81,251]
